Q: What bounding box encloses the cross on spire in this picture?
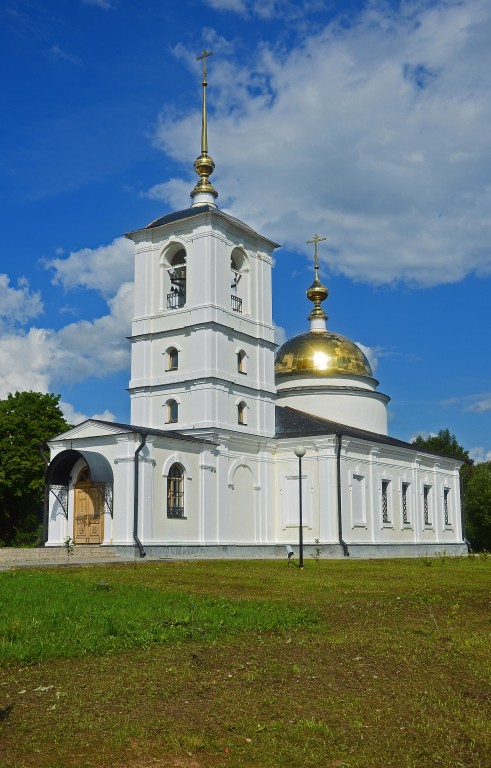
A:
[197,49,213,84]
[307,233,327,269]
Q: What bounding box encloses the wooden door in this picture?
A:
[74,483,104,544]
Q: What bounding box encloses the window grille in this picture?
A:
[402,482,410,524]
[382,480,390,523]
[231,295,243,313]
[423,485,431,525]
[443,487,450,525]
[167,292,185,310]
[167,464,184,518]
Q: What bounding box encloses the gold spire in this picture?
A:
[306,233,329,325]
[190,49,218,205]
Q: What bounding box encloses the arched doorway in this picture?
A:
[73,465,104,544]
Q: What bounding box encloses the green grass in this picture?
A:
[0,570,316,665]
[0,557,490,768]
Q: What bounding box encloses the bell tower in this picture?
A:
[126,52,279,438]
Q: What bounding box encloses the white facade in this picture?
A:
[276,374,389,434]
[46,415,464,558]
[45,106,466,558]
[127,207,278,438]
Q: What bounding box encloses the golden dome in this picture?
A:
[275,330,373,378]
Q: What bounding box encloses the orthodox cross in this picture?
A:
[197,49,213,84]
[307,233,327,269]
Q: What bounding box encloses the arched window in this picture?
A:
[167,347,178,371]
[167,463,184,518]
[76,465,91,484]
[167,249,186,310]
[237,349,247,374]
[167,399,178,424]
[231,248,247,314]
[238,401,247,425]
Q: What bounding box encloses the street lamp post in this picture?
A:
[294,445,306,569]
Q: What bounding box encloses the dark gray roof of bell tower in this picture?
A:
[125,205,280,248]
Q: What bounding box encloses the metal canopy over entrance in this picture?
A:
[45,450,114,541]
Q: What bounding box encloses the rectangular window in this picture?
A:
[381,480,390,524]
[401,482,410,525]
[443,487,450,526]
[423,485,431,526]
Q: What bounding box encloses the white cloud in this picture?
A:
[274,322,286,345]
[154,0,491,287]
[50,46,82,66]
[0,275,43,327]
[204,0,247,14]
[82,0,115,9]
[355,342,378,373]
[203,0,321,19]
[45,237,134,299]
[469,446,491,463]
[409,430,437,443]
[51,282,134,383]
[0,282,133,399]
[145,179,190,211]
[441,392,491,412]
[60,401,116,426]
[465,397,491,413]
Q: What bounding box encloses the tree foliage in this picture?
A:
[0,391,70,546]
[412,428,491,551]
[464,462,491,552]
[412,429,472,469]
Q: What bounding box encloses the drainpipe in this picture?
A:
[134,433,147,558]
[336,433,350,557]
[460,462,473,551]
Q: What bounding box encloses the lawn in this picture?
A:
[0,556,489,768]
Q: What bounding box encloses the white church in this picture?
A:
[45,54,466,559]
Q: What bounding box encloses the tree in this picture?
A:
[464,462,491,552]
[412,429,472,469]
[0,392,70,546]
[412,429,491,551]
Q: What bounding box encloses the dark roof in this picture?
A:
[126,204,280,247]
[76,419,218,446]
[275,406,462,461]
[144,205,215,229]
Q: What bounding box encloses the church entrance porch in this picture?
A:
[45,448,114,547]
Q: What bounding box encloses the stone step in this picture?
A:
[0,545,127,568]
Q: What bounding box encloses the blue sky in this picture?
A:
[1,0,490,460]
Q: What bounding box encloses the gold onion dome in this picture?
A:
[275,233,373,379]
[275,331,373,378]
